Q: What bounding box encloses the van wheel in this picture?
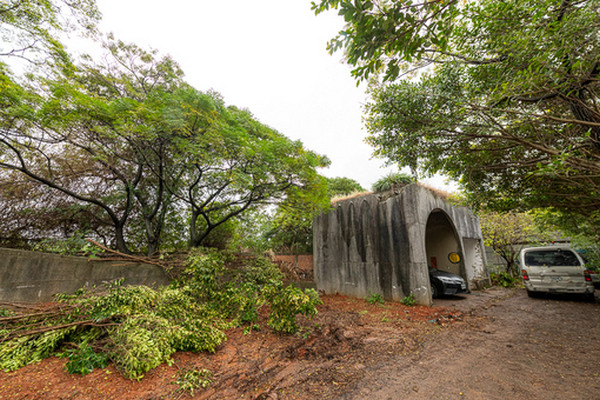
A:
[585,292,596,303]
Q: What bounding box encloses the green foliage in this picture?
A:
[63,343,109,375]
[268,175,331,254]
[481,211,554,276]
[179,248,322,334]
[400,294,416,306]
[316,0,600,222]
[533,208,600,270]
[313,0,458,82]
[371,172,415,193]
[239,255,284,286]
[0,279,228,380]
[31,232,103,257]
[489,271,520,288]
[0,0,100,68]
[0,328,76,372]
[326,176,365,198]
[173,368,213,395]
[0,232,321,381]
[366,293,384,305]
[0,308,13,317]
[262,282,322,334]
[230,209,274,253]
[1,34,327,255]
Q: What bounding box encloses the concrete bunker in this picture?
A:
[313,183,489,305]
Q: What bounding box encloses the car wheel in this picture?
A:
[527,290,536,298]
[431,283,441,298]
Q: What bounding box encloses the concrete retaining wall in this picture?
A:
[0,248,171,303]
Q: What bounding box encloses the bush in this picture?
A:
[237,255,284,286]
[372,172,415,193]
[366,293,384,305]
[31,232,103,257]
[490,271,520,288]
[262,281,322,334]
[63,343,109,376]
[400,293,416,306]
[0,280,228,380]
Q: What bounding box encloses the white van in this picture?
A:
[519,246,595,301]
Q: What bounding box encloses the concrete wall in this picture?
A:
[273,254,314,281]
[313,184,489,306]
[0,248,171,303]
[273,255,313,273]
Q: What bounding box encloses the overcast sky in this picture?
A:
[92,0,454,191]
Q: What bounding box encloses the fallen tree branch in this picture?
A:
[2,319,95,342]
[86,239,168,269]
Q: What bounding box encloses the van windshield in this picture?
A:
[524,250,581,267]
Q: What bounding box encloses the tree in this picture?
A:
[0,172,113,249]
[1,0,99,68]
[326,176,364,197]
[0,40,187,254]
[175,102,328,249]
[1,37,328,254]
[533,208,600,269]
[268,175,330,254]
[480,212,554,276]
[314,0,600,216]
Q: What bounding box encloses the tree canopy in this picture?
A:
[1,0,99,67]
[480,211,554,276]
[314,0,600,217]
[326,176,364,197]
[0,8,327,255]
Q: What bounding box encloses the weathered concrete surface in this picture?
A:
[0,248,171,303]
[313,184,490,306]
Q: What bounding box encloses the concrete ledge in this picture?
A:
[0,248,171,303]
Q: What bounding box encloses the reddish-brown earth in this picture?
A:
[1,287,599,400]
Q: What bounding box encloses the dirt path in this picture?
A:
[346,289,600,400]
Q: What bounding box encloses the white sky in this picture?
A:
[91,0,455,191]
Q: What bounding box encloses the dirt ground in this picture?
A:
[1,287,599,399]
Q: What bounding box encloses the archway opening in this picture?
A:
[425,210,464,277]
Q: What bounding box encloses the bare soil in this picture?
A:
[1,287,599,400]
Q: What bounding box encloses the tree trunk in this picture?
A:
[114,224,130,255]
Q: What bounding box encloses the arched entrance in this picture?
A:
[425,209,465,278]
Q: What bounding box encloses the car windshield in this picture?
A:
[524,250,581,267]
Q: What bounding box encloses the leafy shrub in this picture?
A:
[0,328,75,372]
[237,255,284,285]
[179,247,229,301]
[63,343,109,375]
[490,271,520,288]
[0,280,228,380]
[366,293,384,305]
[372,172,415,193]
[400,293,416,306]
[262,281,322,334]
